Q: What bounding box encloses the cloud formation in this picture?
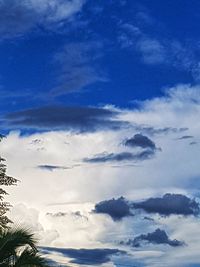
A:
[135,126,188,136]
[93,193,199,223]
[0,0,85,38]
[119,13,200,81]
[41,247,125,265]
[94,197,132,221]
[133,194,200,216]
[2,85,200,266]
[50,42,106,95]
[4,105,126,132]
[46,211,87,220]
[121,228,184,247]
[84,149,155,163]
[37,165,75,171]
[136,38,166,65]
[124,134,156,150]
[84,133,158,164]
[177,135,194,140]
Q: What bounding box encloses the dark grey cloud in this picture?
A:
[143,216,154,222]
[0,0,84,38]
[84,149,155,163]
[190,141,198,145]
[133,193,200,216]
[40,247,125,265]
[93,197,132,221]
[84,133,157,164]
[4,106,127,132]
[124,134,156,150]
[37,165,76,171]
[93,193,199,225]
[177,135,194,140]
[50,42,107,96]
[121,229,184,247]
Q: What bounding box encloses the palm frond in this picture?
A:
[0,228,38,262]
[14,248,48,267]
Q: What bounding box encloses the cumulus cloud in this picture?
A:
[0,0,85,38]
[93,197,132,221]
[4,105,126,132]
[121,228,184,247]
[133,194,200,216]
[41,247,125,265]
[8,203,44,232]
[9,202,116,249]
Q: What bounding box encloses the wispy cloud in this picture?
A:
[136,38,166,65]
[49,42,107,96]
[118,11,200,82]
[0,0,86,38]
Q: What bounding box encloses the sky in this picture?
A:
[1,0,200,266]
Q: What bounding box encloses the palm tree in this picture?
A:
[0,227,48,267]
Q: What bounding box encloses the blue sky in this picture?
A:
[1,1,200,267]
[1,0,200,113]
